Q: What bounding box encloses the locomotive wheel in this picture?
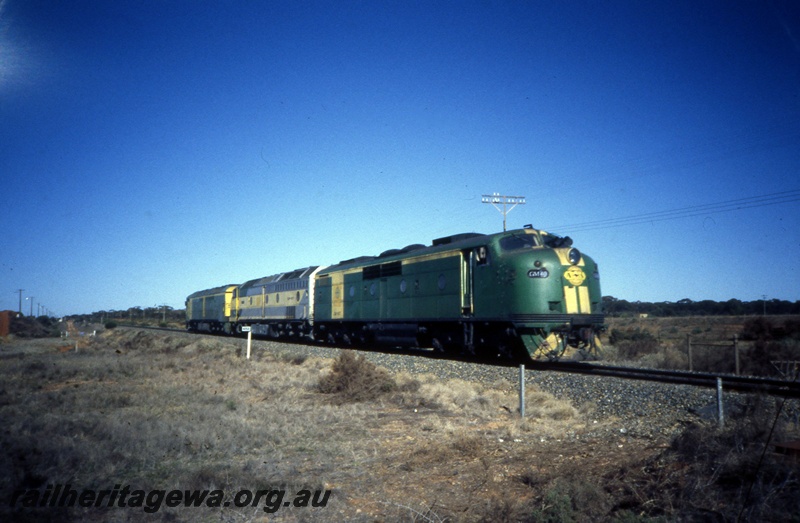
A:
[343,328,365,346]
[431,332,459,354]
[497,337,520,359]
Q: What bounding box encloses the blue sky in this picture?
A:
[2,0,799,316]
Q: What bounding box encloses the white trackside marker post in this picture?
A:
[242,326,252,359]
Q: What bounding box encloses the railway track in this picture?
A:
[527,360,800,399]
[124,325,800,399]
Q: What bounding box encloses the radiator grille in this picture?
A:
[510,314,604,325]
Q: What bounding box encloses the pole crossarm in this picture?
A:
[481,193,526,231]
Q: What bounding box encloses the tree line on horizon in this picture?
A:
[64,306,184,325]
[602,296,800,317]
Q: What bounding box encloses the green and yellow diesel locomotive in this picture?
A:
[186,226,604,360]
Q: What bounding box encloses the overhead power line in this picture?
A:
[544,189,800,234]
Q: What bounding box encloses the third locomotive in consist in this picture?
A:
[186,226,604,360]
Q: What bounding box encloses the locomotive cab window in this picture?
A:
[541,233,573,248]
[475,246,489,266]
[499,234,540,251]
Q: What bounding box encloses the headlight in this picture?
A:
[568,248,581,265]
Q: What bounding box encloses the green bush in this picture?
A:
[104,321,118,329]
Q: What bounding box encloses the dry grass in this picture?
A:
[0,331,359,521]
[1,328,798,522]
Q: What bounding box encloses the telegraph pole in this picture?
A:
[16,289,24,315]
[481,193,526,231]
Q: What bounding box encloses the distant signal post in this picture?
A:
[482,193,526,231]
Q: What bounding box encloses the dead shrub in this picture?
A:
[392,371,421,394]
[280,353,307,365]
[612,395,800,521]
[317,351,396,403]
[638,344,688,370]
[450,433,486,459]
[660,344,688,369]
[402,431,486,473]
[609,327,659,360]
[406,376,515,417]
[524,388,579,421]
[492,472,611,523]
[535,476,611,522]
[476,496,533,523]
[743,338,800,377]
[738,317,800,376]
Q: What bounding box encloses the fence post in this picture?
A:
[687,335,693,372]
[519,364,525,417]
[717,377,724,428]
[733,335,740,375]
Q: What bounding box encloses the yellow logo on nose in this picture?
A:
[564,266,586,286]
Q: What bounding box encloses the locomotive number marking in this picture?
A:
[527,269,549,278]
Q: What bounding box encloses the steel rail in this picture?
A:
[526,360,800,399]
